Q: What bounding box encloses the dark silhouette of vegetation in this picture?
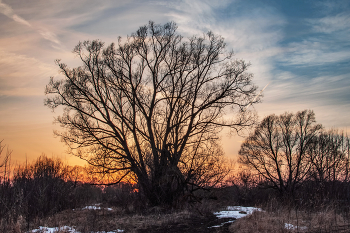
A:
[238,110,350,204]
[0,155,102,231]
[45,21,258,206]
[0,140,12,181]
[0,124,350,232]
[239,110,322,198]
[307,130,350,183]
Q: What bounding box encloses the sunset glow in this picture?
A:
[0,0,349,166]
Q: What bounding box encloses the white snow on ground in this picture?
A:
[30,226,78,232]
[213,207,308,231]
[82,205,102,210]
[82,206,113,211]
[214,206,262,219]
[209,206,262,228]
[74,204,113,211]
[284,223,307,231]
[29,226,124,233]
[209,220,235,228]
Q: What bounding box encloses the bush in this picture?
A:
[0,155,103,231]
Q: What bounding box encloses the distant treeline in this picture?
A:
[0,154,139,231]
[235,110,350,207]
[1,110,350,231]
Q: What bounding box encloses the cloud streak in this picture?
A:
[0,0,31,27]
[0,49,56,96]
[307,13,350,33]
[0,0,61,47]
[279,40,350,66]
[0,0,349,163]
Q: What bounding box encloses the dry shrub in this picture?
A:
[0,215,25,233]
[229,211,289,233]
[229,206,348,233]
[114,209,193,232]
[28,207,194,233]
[309,208,347,232]
[180,199,224,217]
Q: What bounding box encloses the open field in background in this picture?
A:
[1,1,350,231]
[1,153,350,232]
[231,202,350,233]
[1,155,350,232]
[2,184,350,232]
[4,202,350,232]
[2,135,350,232]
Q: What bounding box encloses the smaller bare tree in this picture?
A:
[307,130,349,183]
[0,140,12,181]
[239,110,322,198]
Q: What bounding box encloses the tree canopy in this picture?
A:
[45,21,258,206]
[239,110,323,197]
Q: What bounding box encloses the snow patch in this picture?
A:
[75,204,113,211]
[29,226,78,233]
[209,220,235,228]
[82,205,113,211]
[214,206,262,219]
[29,226,124,233]
[285,223,307,231]
[209,206,262,229]
[83,205,102,210]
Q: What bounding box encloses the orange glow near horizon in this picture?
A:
[1,112,243,169]
[7,155,138,186]
[1,1,350,188]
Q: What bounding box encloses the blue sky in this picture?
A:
[0,0,349,164]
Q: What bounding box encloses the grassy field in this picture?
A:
[4,197,350,233]
[6,200,234,232]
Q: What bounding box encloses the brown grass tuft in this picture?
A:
[229,206,349,233]
[26,207,195,233]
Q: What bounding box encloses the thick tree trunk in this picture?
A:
[138,165,187,206]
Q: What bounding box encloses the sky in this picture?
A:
[0,0,349,165]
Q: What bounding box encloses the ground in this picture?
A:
[28,204,240,233]
[139,214,233,233]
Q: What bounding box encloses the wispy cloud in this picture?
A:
[164,0,231,35]
[279,40,350,66]
[0,0,31,27]
[0,0,61,48]
[0,0,349,161]
[308,13,350,33]
[258,71,350,130]
[0,49,56,96]
[276,3,350,68]
[163,0,285,90]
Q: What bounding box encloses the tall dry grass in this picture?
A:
[21,207,195,233]
[229,203,350,233]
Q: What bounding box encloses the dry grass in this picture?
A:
[0,198,226,232]
[229,211,287,233]
[229,206,349,233]
[0,215,24,233]
[3,198,350,233]
[21,206,195,232]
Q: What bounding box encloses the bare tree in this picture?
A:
[45,21,258,206]
[0,140,12,181]
[239,110,322,198]
[307,130,349,183]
